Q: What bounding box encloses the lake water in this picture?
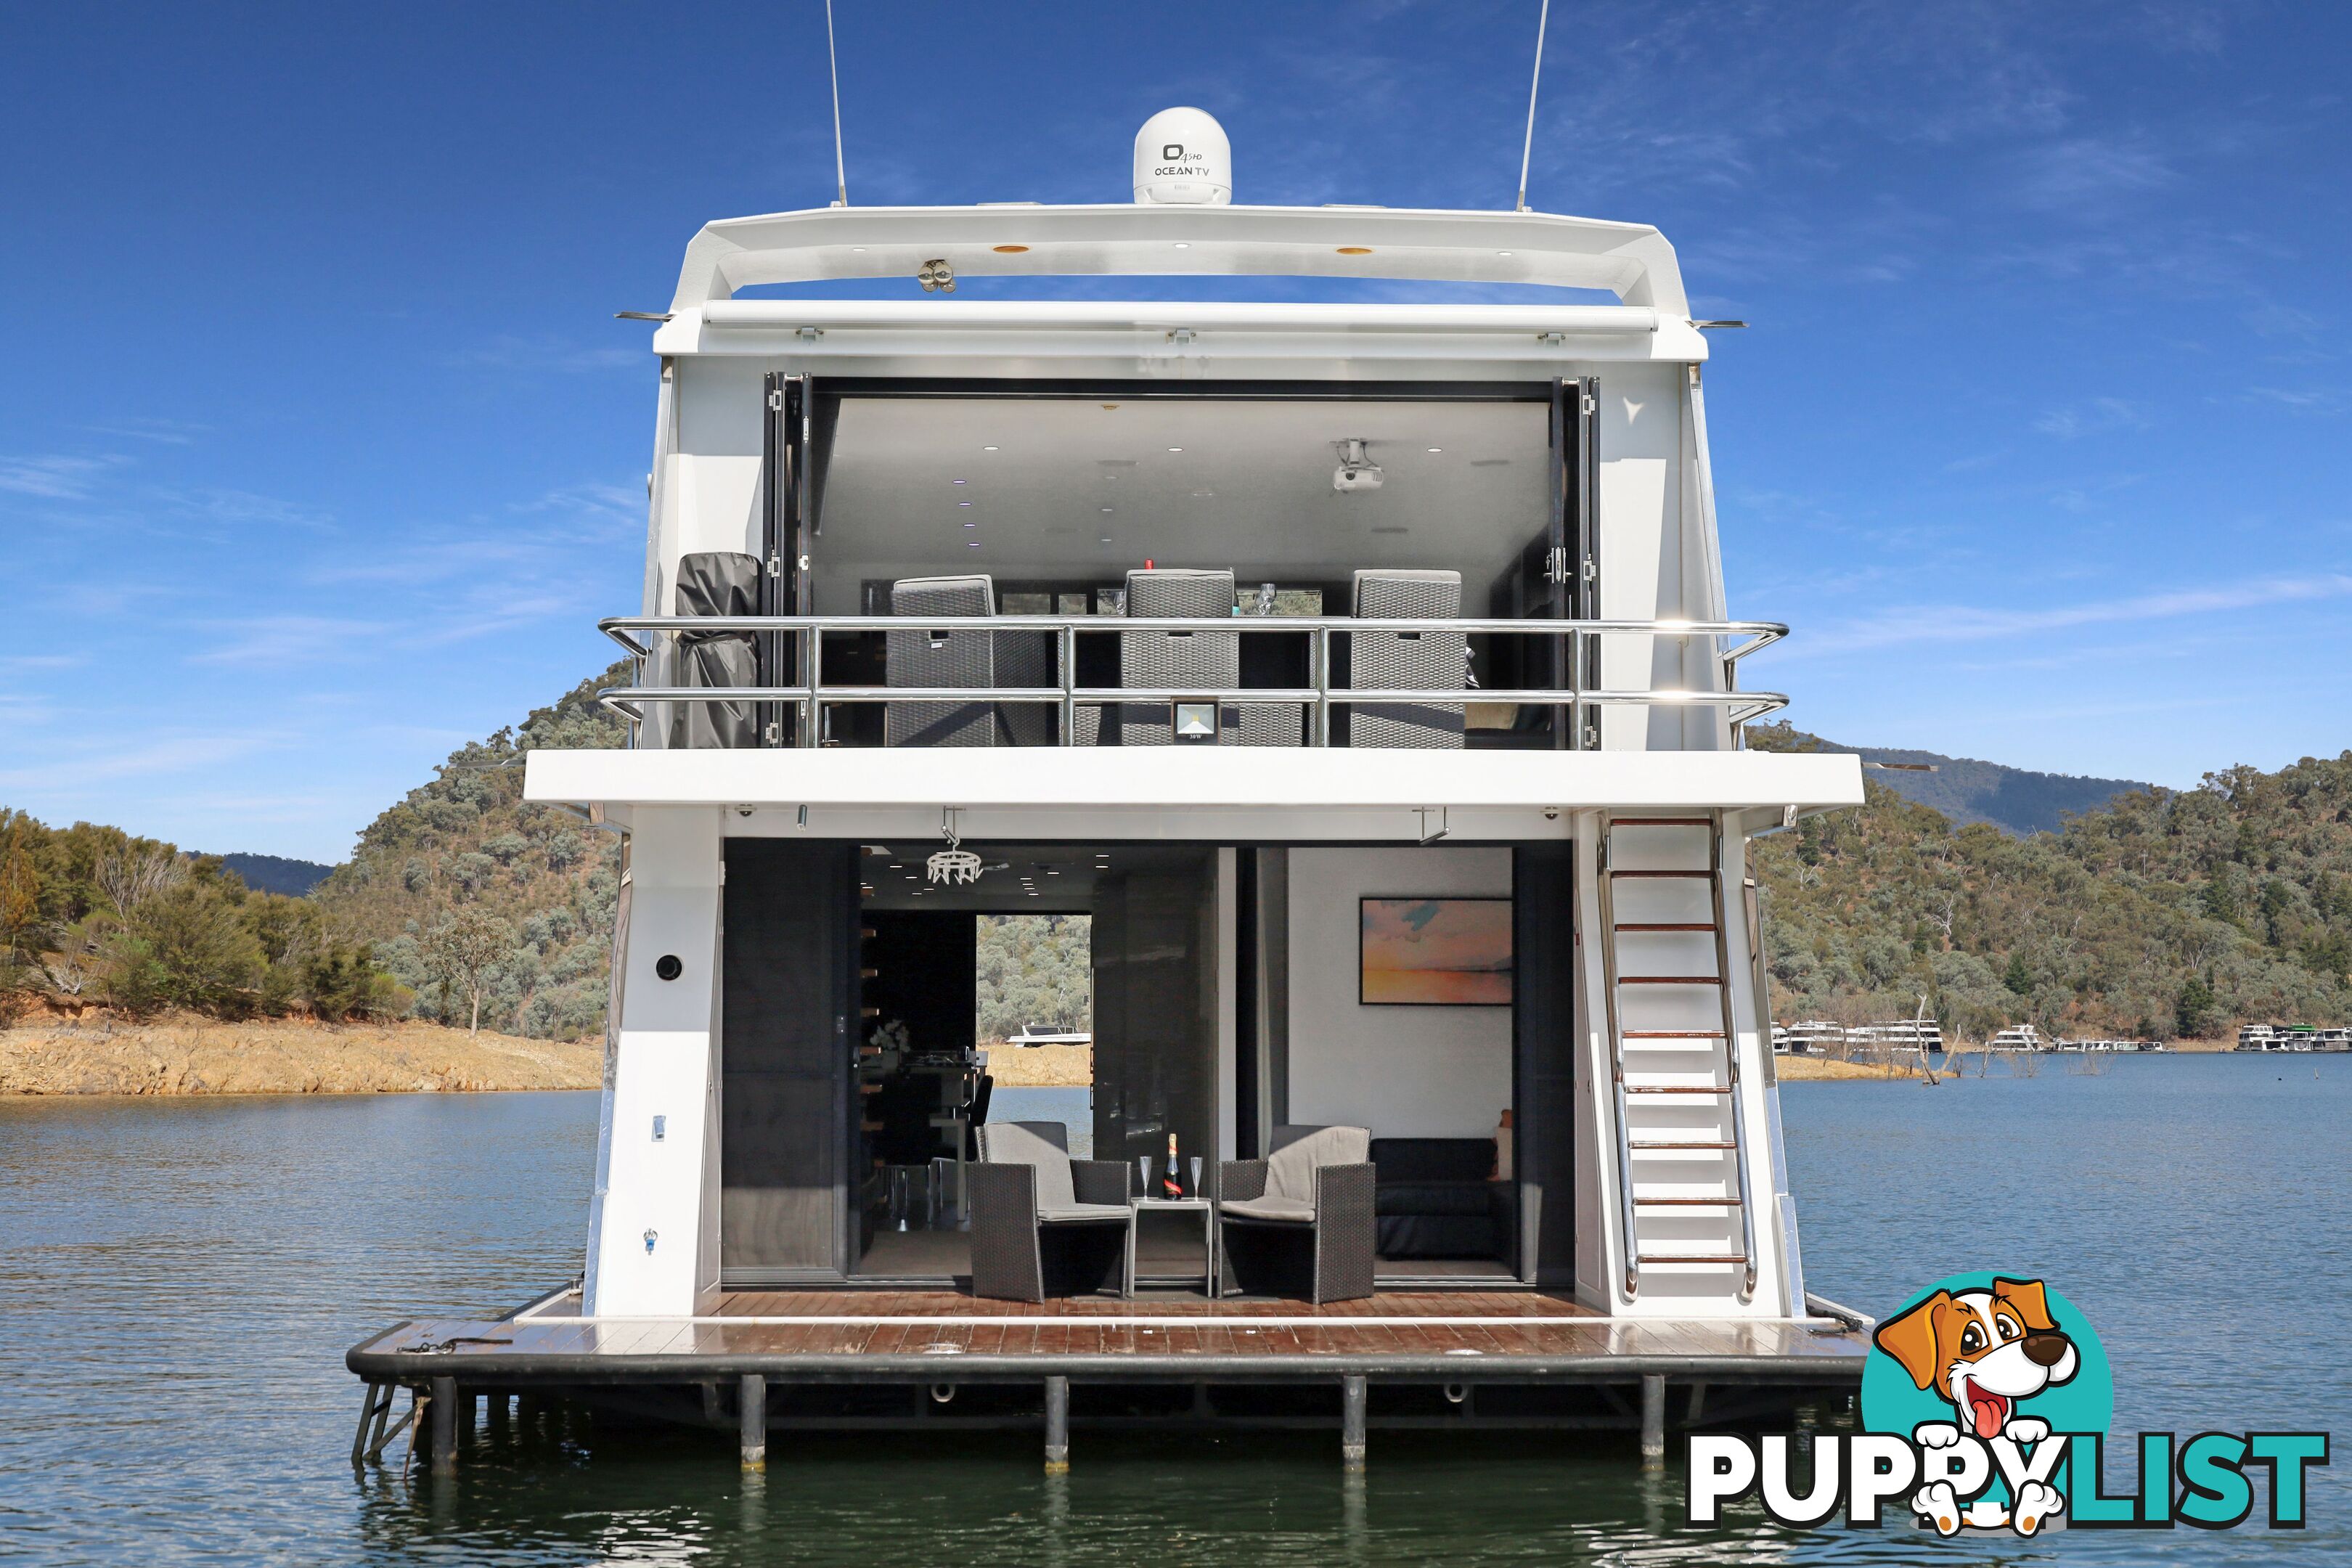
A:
[1,1056,2343,1564]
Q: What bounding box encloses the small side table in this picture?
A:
[1124,1196,1217,1299]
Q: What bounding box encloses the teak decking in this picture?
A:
[350,1286,1867,1384]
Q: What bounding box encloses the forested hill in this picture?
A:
[1807,732,2152,837]
[9,667,2346,1048]
[1748,724,2352,1040]
[212,853,333,897]
[306,663,634,1040]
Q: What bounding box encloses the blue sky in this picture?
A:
[2,1,2345,862]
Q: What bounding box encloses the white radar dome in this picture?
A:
[1133,107,1231,205]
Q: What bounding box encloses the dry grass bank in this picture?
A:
[0,1014,601,1095]
[1774,1053,1937,1082]
[987,1042,1091,1087]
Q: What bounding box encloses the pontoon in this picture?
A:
[348,115,1870,1474]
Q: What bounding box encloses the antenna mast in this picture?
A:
[1514,0,1551,212]
[825,0,849,206]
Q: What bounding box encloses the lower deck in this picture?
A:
[351,1286,1864,1411]
[427,1286,1857,1365]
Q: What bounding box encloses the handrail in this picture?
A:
[599,613,1786,657]
[591,612,1791,746]
[1706,815,1760,1303]
[1593,824,1642,1301]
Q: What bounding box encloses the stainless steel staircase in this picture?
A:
[1597,813,1758,1302]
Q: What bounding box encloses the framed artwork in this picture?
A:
[1359,897,1512,1006]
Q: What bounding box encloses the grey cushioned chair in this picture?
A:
[1350,568,1466,748]
[667,551,761,750]
[886,574,997,748]
[887,573,1064,746]
[1116,568,1303,746]
[1217,1124,1377,1303]
[968,1122,1134,1301]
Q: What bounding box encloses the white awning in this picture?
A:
[526,747,1861,841]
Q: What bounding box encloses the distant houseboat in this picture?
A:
[1005,1025,1093,1048]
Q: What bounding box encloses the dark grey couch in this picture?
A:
[1370,1138,1514,1261]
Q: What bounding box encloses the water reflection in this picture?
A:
[4,1060,2345,1565]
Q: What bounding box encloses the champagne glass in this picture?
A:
[1138,1155,1152,1199]
[1190,1156,1203,1198]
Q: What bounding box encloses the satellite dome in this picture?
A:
[1133,107,1232,205]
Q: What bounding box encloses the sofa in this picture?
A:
[1369,1138,1515,1261]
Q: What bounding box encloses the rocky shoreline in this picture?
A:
[0,1015,601,1095]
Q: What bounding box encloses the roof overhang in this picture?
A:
[666,203,1691,317]
[526,748,1861,841]
[656,298,1699,366]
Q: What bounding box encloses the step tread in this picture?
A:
[1614,923,1719,932]
[1633,1196,1744,1206]
[1636,1252,1749,1265]
[1609,817,1716,827]
[1622,1029,1727,1039]
[1624,1085,1728,1095]
[1608,868,1712,879]
[1630,1140,1739,1150]
[1618,975,1725,984]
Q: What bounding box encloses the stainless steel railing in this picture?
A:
[593,613,1789,748]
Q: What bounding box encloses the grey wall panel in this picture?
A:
[1514,844,1577,1286]
[722,838,857,1274]
[1091,854,1218,1174]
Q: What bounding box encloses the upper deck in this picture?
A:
[526,196,1854,817]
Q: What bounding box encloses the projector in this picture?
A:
[1332,438,1384,493]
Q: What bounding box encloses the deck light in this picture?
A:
[1336,246,1373,255]
[952,478,966,484]
[982,445,998,451]
[1172,242,1191,249]
[968,541,980,547]
[1427,447,1443,453]
[963,520,976,528]
[1167,446,1183,452]
[1101,507,1114,513]
[958,500,972,507]
[992,245,1029,253]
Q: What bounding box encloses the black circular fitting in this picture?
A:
[654,954,683,981]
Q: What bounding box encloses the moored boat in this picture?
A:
[346,110,1871,1473]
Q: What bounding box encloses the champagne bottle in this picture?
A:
[1163,1132,1183,1199]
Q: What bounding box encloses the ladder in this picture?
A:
[1597,812,1757,1302]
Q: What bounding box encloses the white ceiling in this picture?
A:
[813,397,1551,606]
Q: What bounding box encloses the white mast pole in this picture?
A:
[825,0,849,207]
[1514,0,1551,212]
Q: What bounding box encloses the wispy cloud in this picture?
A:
[152,486,336,531]
[184,616,397,667]
[0,730,290,791]
[2013,136,2173,211]
[2242,386,2345,415]
[1803,573,2352,654]
[441,335,642,375]
[78,417,208,446]
[0,454,128,499]
[2034,398,2146,438]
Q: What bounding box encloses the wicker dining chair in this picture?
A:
[968,1122,1134,1301]
[1217,1124,1377,1303]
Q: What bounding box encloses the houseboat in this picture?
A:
[347,113,1871,1475]
[1850,1018,1944,1055]
[1772,1019,1847,1056]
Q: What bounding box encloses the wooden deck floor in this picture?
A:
[350,1287,1868,1382]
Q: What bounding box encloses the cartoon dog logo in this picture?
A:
[1873,1276,2079,1535]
